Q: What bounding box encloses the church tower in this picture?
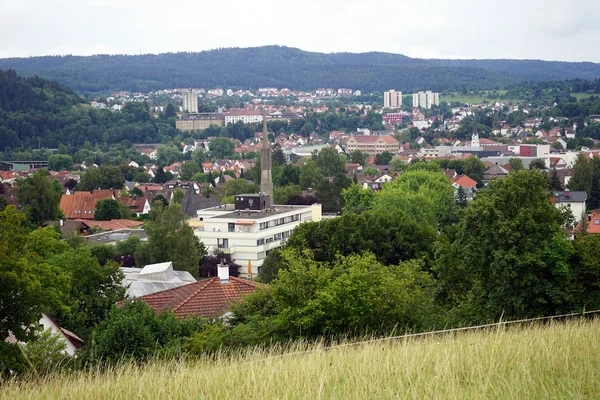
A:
[260,112,273,206]
[471,109,480,148]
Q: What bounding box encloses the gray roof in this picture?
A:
[554,191,587,203]
[182,189,221,217]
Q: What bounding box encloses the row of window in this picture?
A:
[259,214,301,230]
[256,230,293,246]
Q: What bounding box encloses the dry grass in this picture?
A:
[3,319,600,399]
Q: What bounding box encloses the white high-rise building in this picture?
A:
[183,89,198,113]
[383,90,402,109]
[412,91,440,109]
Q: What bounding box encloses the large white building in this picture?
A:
[412,91,440,109]
[384,90,402,109]
[194,194,322,277]
[182,89,199,113]
[224,110,263,125]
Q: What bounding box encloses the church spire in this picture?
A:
[260,110,273,205]
[471,108,480,148]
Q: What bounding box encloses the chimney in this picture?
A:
[217,264,230,283]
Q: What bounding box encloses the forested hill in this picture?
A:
[0,68,178,151]
[0,46,586,95]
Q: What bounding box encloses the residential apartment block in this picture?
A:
[194,194,322,277]
[412,91,440,109]
[182,89,199,113]
[384,90,402,109]
[345,134,400,155]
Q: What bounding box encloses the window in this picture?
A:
[257,239,265,245]
[228,223,235,232]
[595,220,600,225]
[217,238,229,249]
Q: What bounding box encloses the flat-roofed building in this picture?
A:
[345,134,400,155]
[384,90,402,109]
[194,193,322,277]
[224,110,263,125]
[182,89,199,113]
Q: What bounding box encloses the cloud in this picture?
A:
[0,0,599,62]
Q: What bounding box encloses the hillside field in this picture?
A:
[2,318,600,399]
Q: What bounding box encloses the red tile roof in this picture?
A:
[452,175,478,188]
[138,277,260,319]
[118,196,147,213]
[576,212,600,234]
[60,190,115,219]
[78,219,144,231]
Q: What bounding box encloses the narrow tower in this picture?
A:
[260,112,273,206]
[471,109,480,148]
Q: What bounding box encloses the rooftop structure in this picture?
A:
[121,261,196,298]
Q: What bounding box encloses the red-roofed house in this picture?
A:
[576,211,600,235]
[60,190,116,220]
[136,267,260,319]
[452,175,478,200]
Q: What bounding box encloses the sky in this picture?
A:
[1,0,600,62]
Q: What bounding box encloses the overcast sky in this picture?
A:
[2,0,600,62]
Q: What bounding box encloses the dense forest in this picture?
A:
[0,69,180,151]
[3,46,600,95]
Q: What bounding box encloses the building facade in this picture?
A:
[345,134,400,155]
[412,91,440,109]
[182,90,199,113]
[224,111,263,125]
[176,113,225,131]
[384,90,402,109]
[194,195,322,277]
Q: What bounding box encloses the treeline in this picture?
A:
[0,47,523,94]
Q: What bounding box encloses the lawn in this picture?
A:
[442,90,508,105]
[3,318,600,399]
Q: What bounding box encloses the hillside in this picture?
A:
[0,68,178,151]
[3,319,599,399]
[2,46,600,95]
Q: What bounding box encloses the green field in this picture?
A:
[442,90,508,105]
[3,318,600,399]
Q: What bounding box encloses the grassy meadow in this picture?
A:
[3,318,600,399]
[441,90,508,105]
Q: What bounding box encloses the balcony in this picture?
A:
[214,246,235,255]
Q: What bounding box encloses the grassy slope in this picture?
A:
[3,319,600,399]
[441,90,508,105]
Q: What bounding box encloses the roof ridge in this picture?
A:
[170,277,217,313]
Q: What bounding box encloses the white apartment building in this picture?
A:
[194,194,322,277]
[182,90,198,113]
[412,91,440,109]
[224,111,263,125]
[384,90,402,109]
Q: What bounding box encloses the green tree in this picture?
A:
[22,329,72,375]
[49,247,126,341]
[232,251,438,339]
[272,143,286,165]
[276,163,301,186]
[463,156,486,186]
[179,161,201,181]
[165,103,176,118]
[140,202,200,277]
[152,166,172,184]
[48,154,73,171]
[17,169,62,225]
[548,169,563,191]
[224,179,259,197]
[93,301,205,363]
[529,159,547,170]
[313,147,345,177]
[342,183,374,214]
[209,137,236,159]
[94,198,129,220]
[256,248,284,283]
[508,158,524,172]
[435,170,574,319]
[349,150,365,166]
[0,207,69,341]
[299,160,323,189]
[374,151,393,165]
[273,185,302,205]
[455,186,468,208]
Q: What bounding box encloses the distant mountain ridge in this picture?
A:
[1,46,599,94]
